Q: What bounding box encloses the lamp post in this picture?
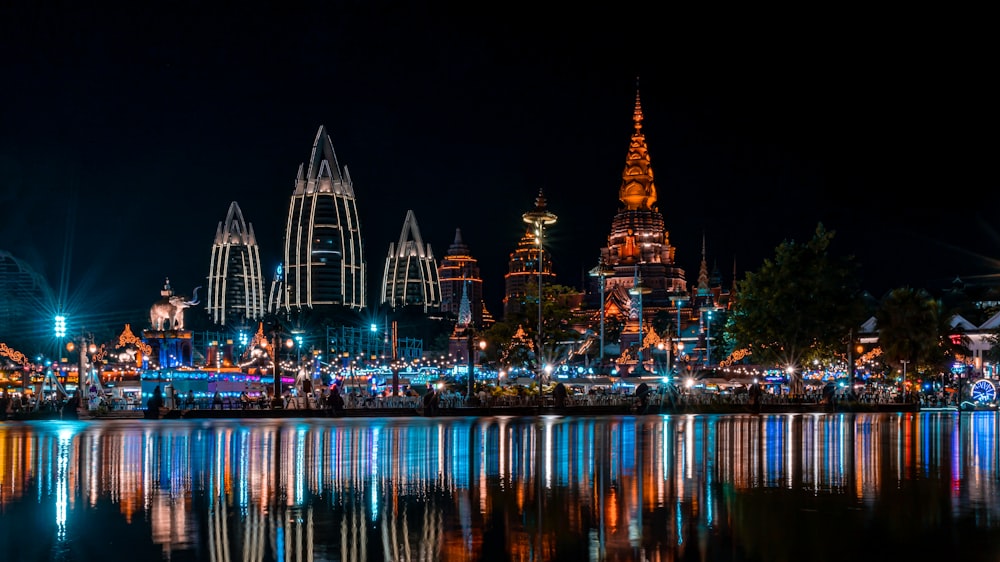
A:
[901,359,909,402]
[522,189,557,379]
[69,335,101,411]
[670,295,686,339]
[589,258,615,370]
[469,338,486,401]
[269,331,283,408]
[704,310,713,369]
[628,266,651,373]
[657,339,674,379]
[466,329,475,400]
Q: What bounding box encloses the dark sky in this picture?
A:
[1,3,995,326]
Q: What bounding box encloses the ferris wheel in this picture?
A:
[970,379,998,405]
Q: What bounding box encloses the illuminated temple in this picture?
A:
[586,89,727,364]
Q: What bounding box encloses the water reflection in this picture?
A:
[1,412,1000,561]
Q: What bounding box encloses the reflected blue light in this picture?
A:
[370,426,380,521]
[2,413,1000,560]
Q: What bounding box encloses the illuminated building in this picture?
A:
[278,125,366,313]
[503,190,557,320]
[380,210,441,312]
[437,228,491,328]
[205,201,266,326]
[587,89,692,360]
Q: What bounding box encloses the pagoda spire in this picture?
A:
[458,279,472,328]
[619,84,657,211]
[697,232,710,295]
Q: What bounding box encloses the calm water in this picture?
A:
[1,412,999,562]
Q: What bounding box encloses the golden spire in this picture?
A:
[618,85,658,211]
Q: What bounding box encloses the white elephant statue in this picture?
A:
[115,348,137,364]
[150,287,201,331]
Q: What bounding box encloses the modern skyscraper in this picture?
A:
[380,210,441,312]
[438,228,490,328]
[279,125,366,313]
[205,201,266,327]
[503,191,557,320]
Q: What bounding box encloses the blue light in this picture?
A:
[54,315,67,338]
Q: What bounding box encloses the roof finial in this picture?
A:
[633,78,643,131]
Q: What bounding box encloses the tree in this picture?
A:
[726,223,867,395]
[875,287,945,390]
[510,283,585,368]
[480,320,533,373]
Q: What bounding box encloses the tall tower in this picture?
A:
[437,228,489,328]
[504,190,557,320]
[380,210,441,312]
[206,201,266,327]
[597,89,687,304]
[588,88,688,360]
[280,125,366,312]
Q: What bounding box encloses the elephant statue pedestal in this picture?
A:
[141,329,195,369]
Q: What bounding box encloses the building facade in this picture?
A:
[279,125,366,313]
[503,192,557,320]
[205,201,266,327]
[438,228,490,328]
[576,89,702,368]
[380,210,441,312]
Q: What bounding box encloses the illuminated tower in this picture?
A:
[279,125,366,312]
[594,89,688,348]
[380,210,441,312]
[438,228,490,328]
[503,190,557,320]
[206,201,266,326]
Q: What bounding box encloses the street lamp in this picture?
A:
[589,258,615,369]
[469,338,486,400]
[901,359,909,402]
[522,189,557,377]
[703,309,714,369]
[628,266,651,373]
[657,340,672,378]
[670,295,687,340]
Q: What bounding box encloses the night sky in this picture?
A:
[1,3,995,326]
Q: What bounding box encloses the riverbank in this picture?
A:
[4,398,924,421]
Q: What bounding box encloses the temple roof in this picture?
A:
[618,89,657,211]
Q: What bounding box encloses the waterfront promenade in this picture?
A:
[5,392,922,421]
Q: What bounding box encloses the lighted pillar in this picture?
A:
[522,189,557,379]
[467,328,474,400]
[705,310,713,369]
[589,259,614,367]
[629,266,651,372]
